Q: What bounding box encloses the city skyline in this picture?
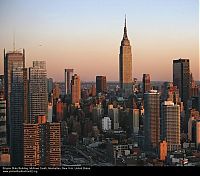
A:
[0,0,199,82]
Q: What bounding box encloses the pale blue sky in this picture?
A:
[0,0,199,81]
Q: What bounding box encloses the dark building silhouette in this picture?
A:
[64,69,73,95]
[96,76,107,95]
[10,67,27,165]
[173,59,190,109]
[142,74,151,95]
[4,49,25,145]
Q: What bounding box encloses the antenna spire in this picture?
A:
[123,14,128,39]
[13,31,16,52]
[125,14,126,28]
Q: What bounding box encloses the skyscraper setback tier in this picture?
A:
[29,61,48,123]
[119,17,133,96]
[4,49,25,145]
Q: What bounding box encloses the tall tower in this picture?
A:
[96,76,107,95]
[0,92,6,146]
[10,67,25,165]
[173,59,190,109]
[144,90,160,151]
[4,49,25,145]
[29,61,48,123]
[71,74,81,105]
[142,74,151,95]
[119,16,133,96]
[64,69,74,95]
[161,101,181,152]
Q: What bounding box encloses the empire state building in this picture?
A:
[119,16,133,96]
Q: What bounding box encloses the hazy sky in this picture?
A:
[0,0,199,82]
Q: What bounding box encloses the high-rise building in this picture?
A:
[131,109,140,135]
[96,76,107,95]
[0,146,10,166]
[159,140,167,161]
[4,49,25,145]
[144,90,160,150]
[47,78,53,94]
[10,67,25,165]
[48,102,53,122]
[23,123,39,166]
[89,84,96,97]
[161,101,181,151]
[142,74,151,95]
[71,74,81,105]
[53,83,61,100]
[48,122,61,166]
[0,75,4,94]
[161,82,181,103]
[56,99,63,122]
[29,61,48,123]
[102,117,111,131]
[23,68,28,124]
[24,115,61,166]
[0,92,6,145]
[119,16,133,96]
[187,109,199,143]
[173,59,190,109]
[196,121,200,149]
[64,69,73,95]
[108,105,119,130]
[92,104,104,127]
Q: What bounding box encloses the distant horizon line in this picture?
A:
[52,80,200,83]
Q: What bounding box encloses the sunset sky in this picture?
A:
[0,0,199,82]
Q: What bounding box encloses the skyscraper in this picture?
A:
[173,59,190,109]
[119,16,133,96]
[161,82,181,103]
[102,117,111,131]
[10,67,25,165]
[0,92,6,146]
[161,101,181,151]
[71,74,81,105]
[47,78,53,94]
[131,108,140,135]
[108,105,119,130]
[0,75,4,94]
[159,140,167,161]
[64,69,73,95]
[29,61,48,123]
[196,121,200,149]
[4,49,25,145]
[23,115,61,166]
[142,74,151,95]
[96,76,107,95]
[144,90,160,150]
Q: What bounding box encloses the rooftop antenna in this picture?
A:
[13,31,16,52]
